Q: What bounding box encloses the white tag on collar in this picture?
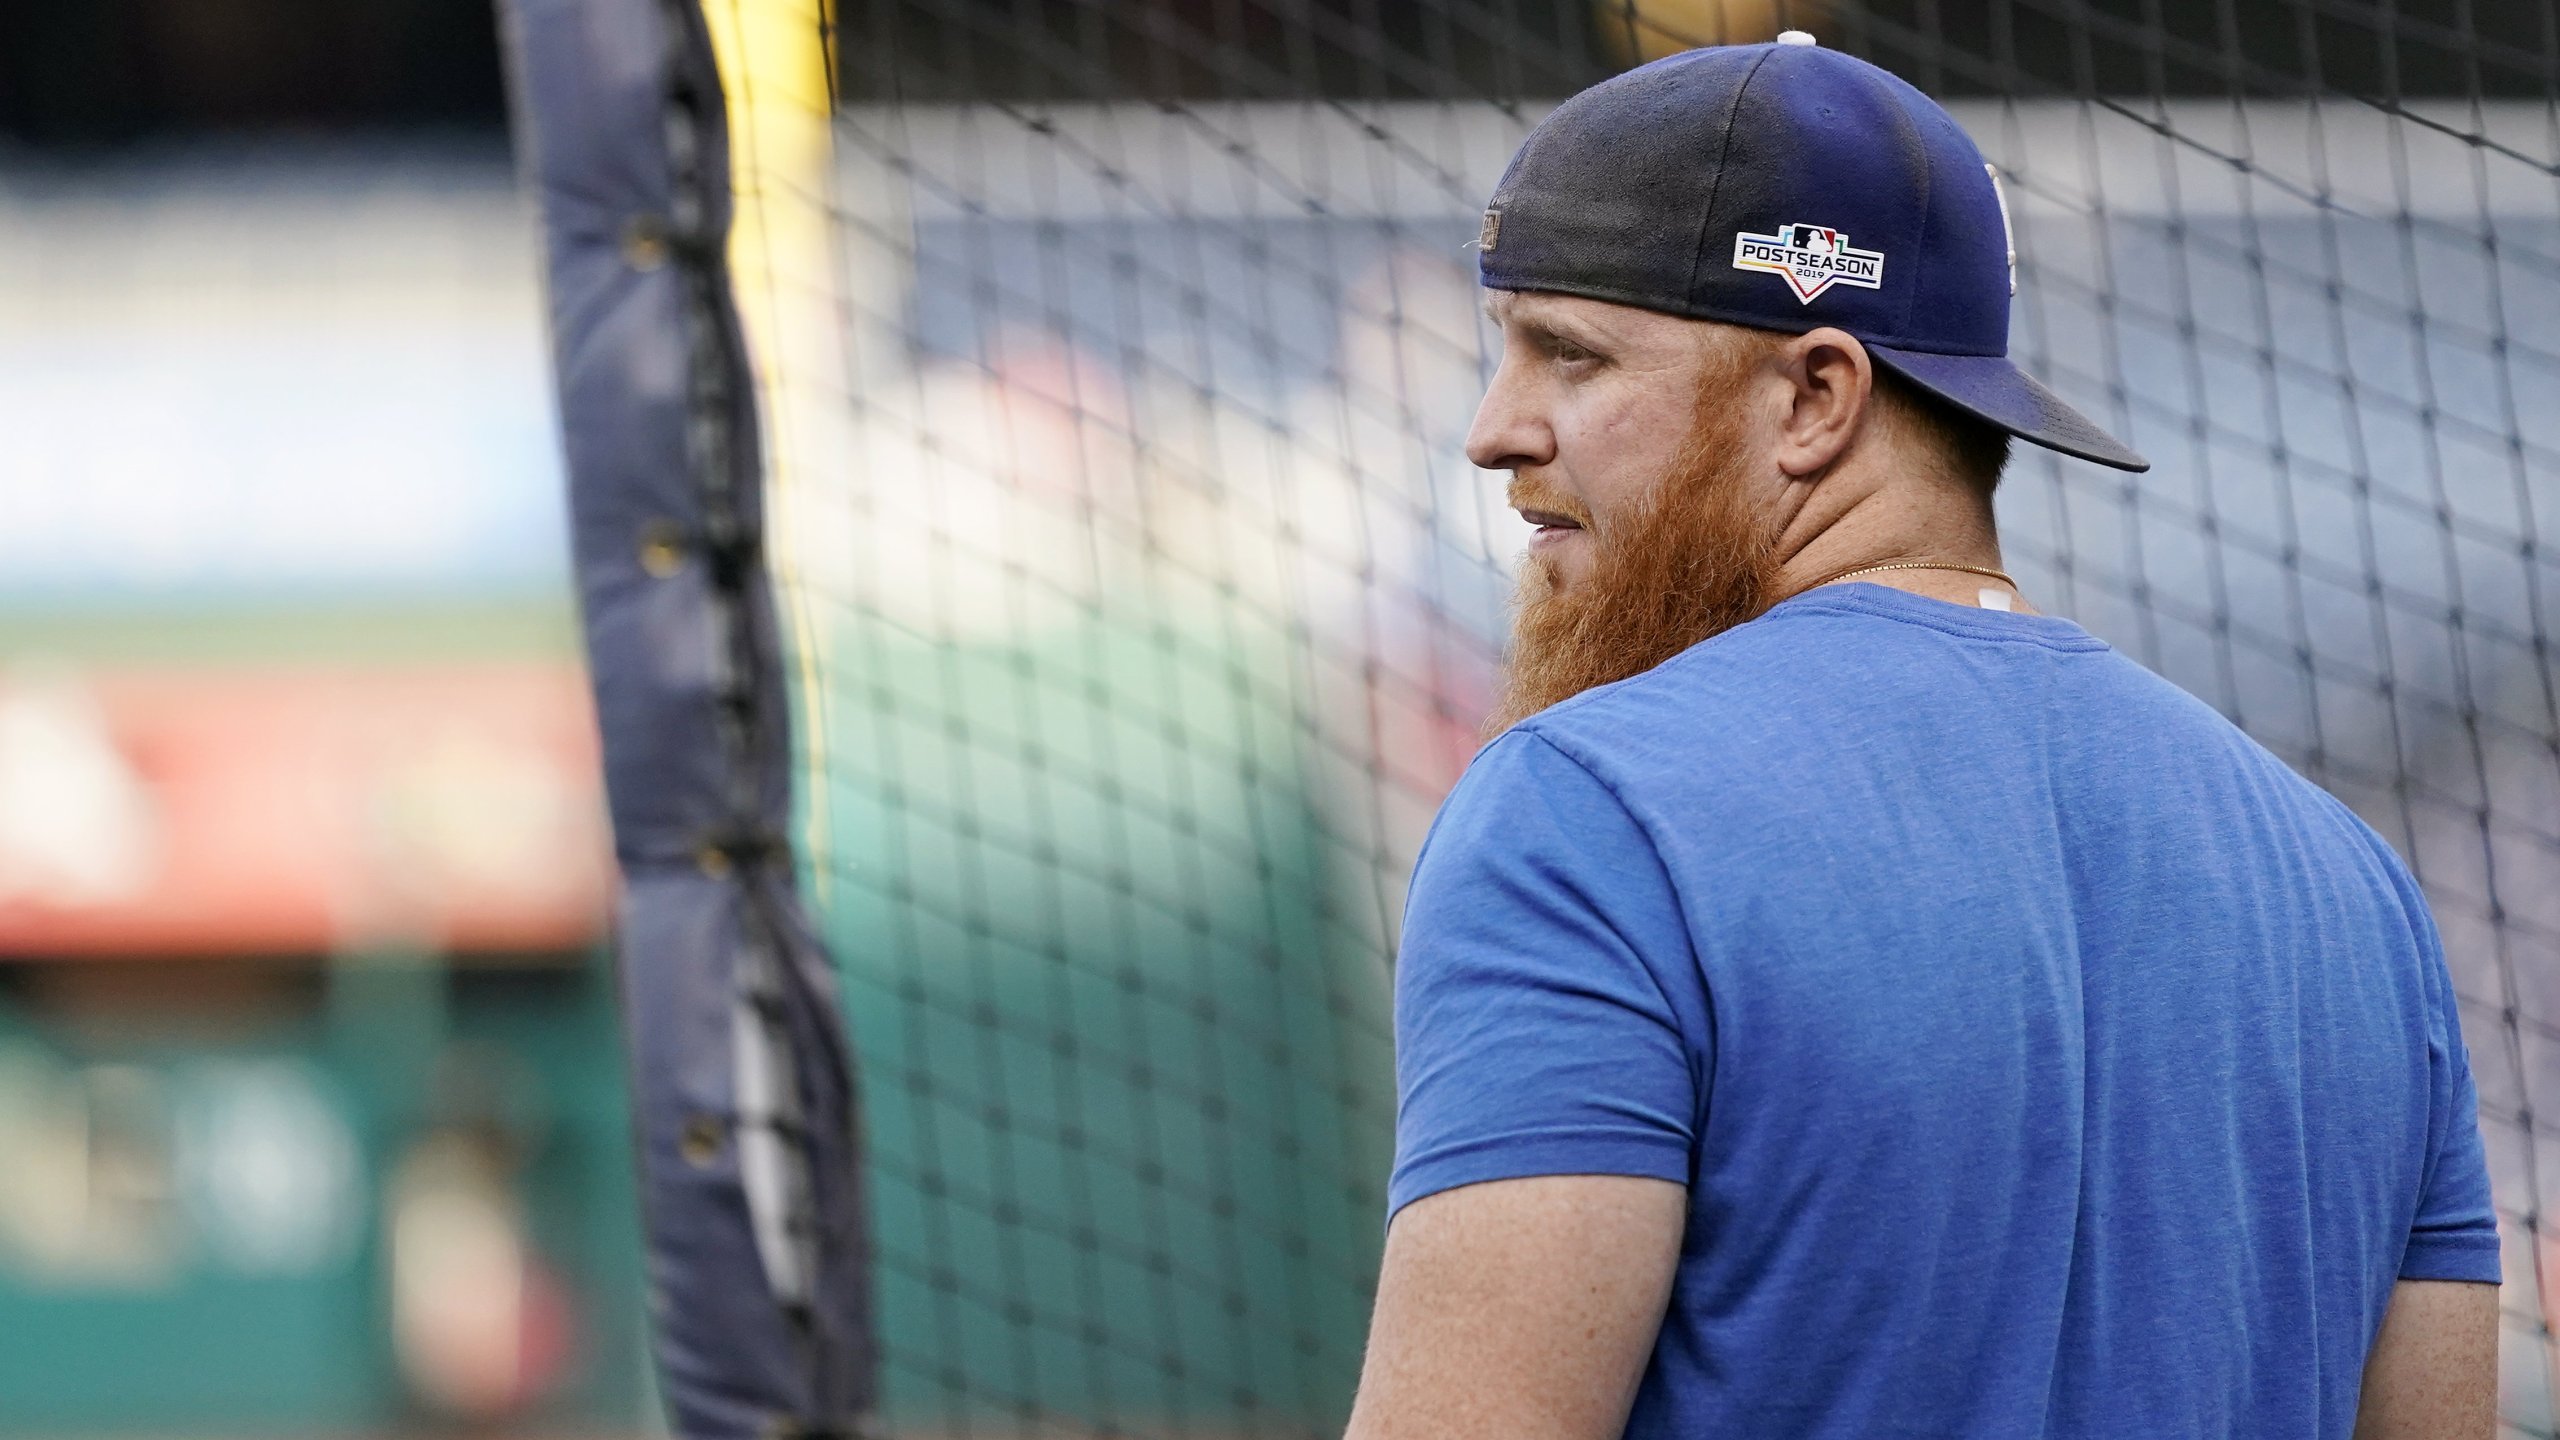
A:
[1978,587,2015,612]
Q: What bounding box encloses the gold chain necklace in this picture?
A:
[1812,560,2018,590]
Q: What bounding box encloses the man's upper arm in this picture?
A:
[1388,730,1706,1218]
[2352,1279,2498,1440]
[1361,730,1704,1437]
[2357,850,2500,1436]
[1347,1174,1686,1440]
[2385,843,2501,1285]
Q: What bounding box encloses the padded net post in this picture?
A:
[500,0,877,1432]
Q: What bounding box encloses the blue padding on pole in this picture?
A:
[498,1,874,1434]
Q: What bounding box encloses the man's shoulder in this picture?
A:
[1500,598,1878,776]
[1495,586,2273,812]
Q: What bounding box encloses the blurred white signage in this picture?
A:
[0,162,565,602]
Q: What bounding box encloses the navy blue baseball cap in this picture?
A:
[1477,33,2148,471]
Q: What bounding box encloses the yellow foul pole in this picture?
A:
[700,0,839,900]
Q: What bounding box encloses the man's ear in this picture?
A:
[1771,327,1874,481]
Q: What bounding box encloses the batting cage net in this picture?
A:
[505,1,2560,1436]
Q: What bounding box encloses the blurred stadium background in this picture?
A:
[3,1,2557,1437]
[0,4,647,1434]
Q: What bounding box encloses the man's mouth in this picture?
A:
[1518,508,1586,545]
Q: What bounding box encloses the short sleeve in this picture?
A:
[1388,729,1706,1224]
[2399,890,2502,1284]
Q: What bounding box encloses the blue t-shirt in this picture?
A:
[1392,583,2499,1439]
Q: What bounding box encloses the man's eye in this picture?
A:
[1553,340,1598,365]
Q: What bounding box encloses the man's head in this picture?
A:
[1467,33,2142,732]
[1469,291,2010,732]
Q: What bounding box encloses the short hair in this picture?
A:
[1870,362,2013,498]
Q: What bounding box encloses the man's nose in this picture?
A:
[1464,361,1552,472]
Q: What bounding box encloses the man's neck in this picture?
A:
[1765,463,2024,613]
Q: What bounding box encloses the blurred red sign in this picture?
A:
[0,664,610,959]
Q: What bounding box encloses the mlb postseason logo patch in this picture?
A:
[1731,223,1885,304]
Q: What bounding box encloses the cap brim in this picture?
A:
[1866,344,2149,472]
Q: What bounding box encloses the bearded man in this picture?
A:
[1346,34,2498,1440]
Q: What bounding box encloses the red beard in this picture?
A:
[1488,385,1784,738]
